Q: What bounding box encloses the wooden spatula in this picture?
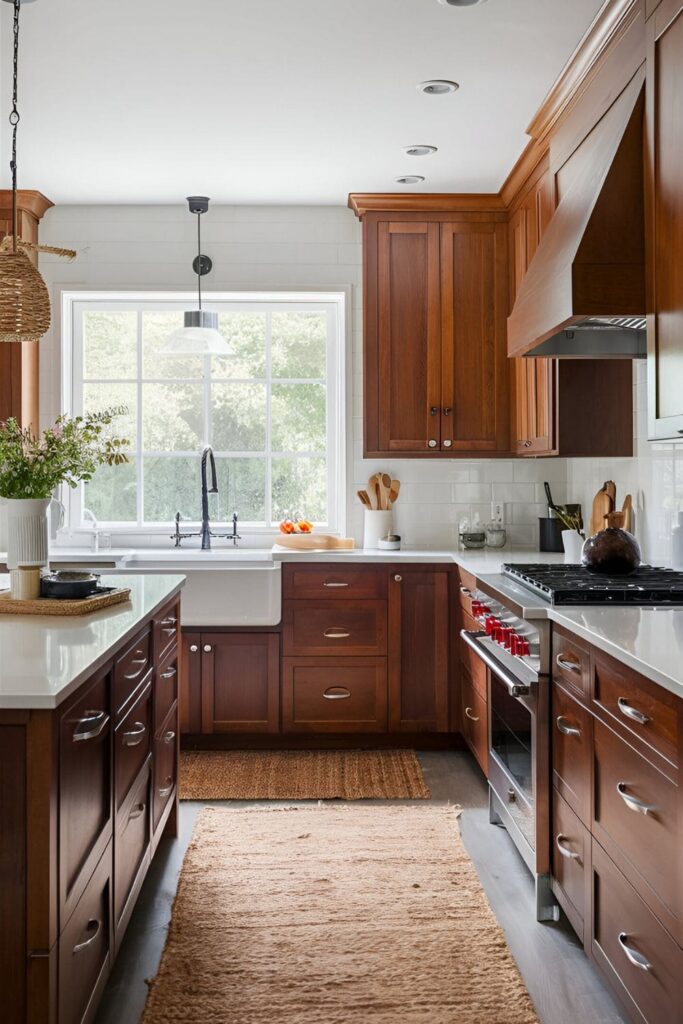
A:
[590,483,613,537]
[367,473,380,510]
[622,494,633,532]
[357,490,372,509]
[389,479,401,506]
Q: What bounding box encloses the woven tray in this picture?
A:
[0,586,132,616]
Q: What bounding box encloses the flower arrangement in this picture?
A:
[0,408,129,500]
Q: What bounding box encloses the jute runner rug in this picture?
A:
[179,748,430,800]
[142,805,538,1024]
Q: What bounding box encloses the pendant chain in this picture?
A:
[9,0,21,251]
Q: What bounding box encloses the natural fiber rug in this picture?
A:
[142,806,538,1024]
[179,748,430,800]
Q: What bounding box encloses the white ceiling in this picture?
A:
[0,0,603,205]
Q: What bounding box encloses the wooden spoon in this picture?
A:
[379,473,392,511]
[357,489,372,509]
[367,473,380,510]
[388,479,401,506]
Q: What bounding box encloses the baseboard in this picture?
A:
[181,732,466,751]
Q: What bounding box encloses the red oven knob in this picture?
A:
[500,627,514,648]
[517,638,530,656]
[485,616,500,635]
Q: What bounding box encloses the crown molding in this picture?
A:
[0,190,54,220]
[348,192,507,219]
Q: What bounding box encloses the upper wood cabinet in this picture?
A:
[646,0,683,439]
[363,210,509,457]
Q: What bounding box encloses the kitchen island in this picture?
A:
[0,573,184,1024]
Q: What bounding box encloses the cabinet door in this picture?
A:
[440,221,509,452]
[374,220,441,453]
[646,0,683,438]
[200,633,280,733]
[388,570,449,732]
[180,632,202,734]
[460,667,488,775]
[510,169,557,456]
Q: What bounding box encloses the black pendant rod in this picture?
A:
[9,0,21,251]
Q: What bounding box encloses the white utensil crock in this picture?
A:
[4,497,51,569]
[363,510,393,550]
[561,529,585,563]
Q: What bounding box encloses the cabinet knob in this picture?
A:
[430,406,439,416]
[427,439,437,448]
[443,439,452,448]
[203,644,212,653]
[443,407,452,416]
[189,644,198,653]
[394,574,402,582]
[523,440,532,448]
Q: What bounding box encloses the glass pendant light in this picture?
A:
[162,196,232,356]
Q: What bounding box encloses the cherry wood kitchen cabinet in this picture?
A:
[454,567,490,776]
[199,633,280,734]
[0,587,181,1024]
[360,208,510,457]
[387,569,450,732]
[550,624,683,1024]
[646,0,683,439]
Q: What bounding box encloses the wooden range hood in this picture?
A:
[507,68,646,359]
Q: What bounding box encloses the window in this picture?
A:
[64,292,345,532]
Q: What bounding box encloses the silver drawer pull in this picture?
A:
[464,706,479,722]
[323,688,351,700]
[555,834,580,860]
[323,628,351,639]
[159,777,174,798]
[160,666,177,679]
[556,715,581,737]
[323,581,349,588]
[122,721,146,746]
[73,918,101,954]
[161,627,177,636]
[618,933,652,972]
[460,586,472,597]
[616,782,656,816]
[160,617,177,627]
[617,697,649,725]
[556,653,581,674]
[72,710,109,742]
[128,802,146,821]
[124,654,148,679]
[164,730,176,744]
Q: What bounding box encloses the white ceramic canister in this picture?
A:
[561,529,585,563]
[363,509,394,550]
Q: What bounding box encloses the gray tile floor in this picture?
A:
[94,751,626,1024]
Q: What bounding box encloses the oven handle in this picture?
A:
[459,629,531,697]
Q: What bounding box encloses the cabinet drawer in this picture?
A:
[59,842,112,1024]
[592,840,682,1024]
[115,680,152,814]
[114,627,152,718]
[283,563,387,600]
[457,569,478,616]
[460,669,488,776]
[153,703,178,832]
[154,597,179,662]
[155,647,178,733]
[593,651,679,770]
[283,600,387,656]
[552,682,592,824]
[114,762,151,945]
[593,719,680,941]
[551,788,590,943]
[59,667,113,921]
[282,658,387,733]
[552,627,590,699]
[459,633,487,702]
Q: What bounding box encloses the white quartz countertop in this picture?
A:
[0,574,185,710]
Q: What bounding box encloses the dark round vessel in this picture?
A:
[581,528,642,575]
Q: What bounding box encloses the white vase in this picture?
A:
[4,497,51,570]
[561,529,585,563]
[363,509,394,549]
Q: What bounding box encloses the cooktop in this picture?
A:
[503,563,683,606]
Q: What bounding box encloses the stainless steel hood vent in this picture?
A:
[527,316,646,359]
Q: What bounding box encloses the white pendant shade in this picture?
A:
[162,309,233,356]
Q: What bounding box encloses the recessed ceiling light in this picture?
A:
[395,175,425,185]
[437,0,487,6]
[404,145,438,157]
[417,80,459,95]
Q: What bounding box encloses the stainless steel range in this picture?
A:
[459,561,683,923]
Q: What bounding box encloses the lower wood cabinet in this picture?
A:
[550,626,683,1024]
[0,590,181,1024]
[197,633,280,734]
[282,657,387,733]
[459,667,488,775]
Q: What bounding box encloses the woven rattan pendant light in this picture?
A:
[0,0,51,343]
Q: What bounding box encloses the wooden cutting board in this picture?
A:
[590,482,615,537]
[274,534,355,550]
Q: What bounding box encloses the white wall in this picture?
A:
[567,361,683,565]
[39,203,569,548]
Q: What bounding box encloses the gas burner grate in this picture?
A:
[502,563,683,606]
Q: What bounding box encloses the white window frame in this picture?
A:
[61,290,347,536]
